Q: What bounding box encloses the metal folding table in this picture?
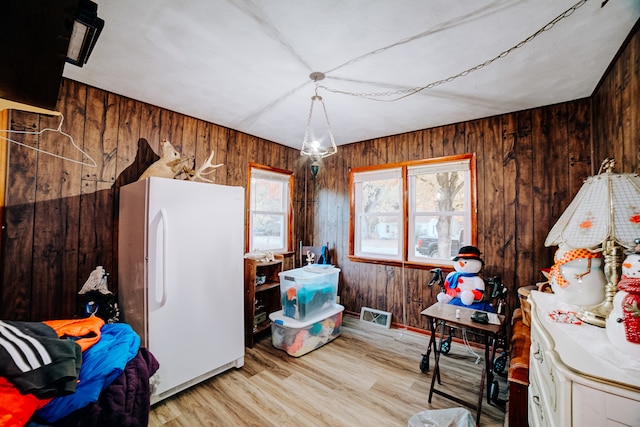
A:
[420,303,504,425]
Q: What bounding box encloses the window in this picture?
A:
[350,154,476,267]
[352,168,403,260]
[248,164,293,253]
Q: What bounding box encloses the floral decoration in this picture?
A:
[578,212,595,230]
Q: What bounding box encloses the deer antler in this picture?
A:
[184,150,223,182]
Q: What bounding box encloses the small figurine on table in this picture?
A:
[306,251,315,265]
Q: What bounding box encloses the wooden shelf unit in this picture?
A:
[244,256,283,348]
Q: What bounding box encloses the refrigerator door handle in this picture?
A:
[158,207,169,307]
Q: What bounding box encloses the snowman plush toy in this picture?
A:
[437,246,493,312]
[606,243,640,354]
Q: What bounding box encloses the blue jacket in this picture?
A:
[34,323,140,423]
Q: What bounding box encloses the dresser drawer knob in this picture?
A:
[533,394,544,421]
[533,347,544,363]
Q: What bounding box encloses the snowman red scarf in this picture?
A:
[616,275,640,344]
[444,271,484,301]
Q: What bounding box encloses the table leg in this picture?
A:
[435,320,446,384]
[429,319,445,403]
[484,332,494,405]
[423,317,437,372]
[428,319,447,403]
[428,324,437,402]
[477,358,486,425]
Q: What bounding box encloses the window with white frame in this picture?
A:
[350,154,475,267]
[248,165,293,253]
[353,168,403,260]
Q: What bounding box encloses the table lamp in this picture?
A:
[545,158,640,327]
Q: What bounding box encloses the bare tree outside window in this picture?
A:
[357,174,402,258]
[350,154,475,267]
[415,171,464,259]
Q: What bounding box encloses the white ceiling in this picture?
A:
[63,0,640,151]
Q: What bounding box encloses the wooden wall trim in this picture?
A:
[0,109,7,259]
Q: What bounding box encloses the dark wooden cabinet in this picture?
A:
[0,0,79,109]
[244,257,283,348]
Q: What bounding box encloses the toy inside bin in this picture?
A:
[279,266,340,320]
[269,304,344,357]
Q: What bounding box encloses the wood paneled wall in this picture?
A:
[592,20,640,173]
[0,80,302,321]
[305,20,640,331]
[2,21,638,333]
[306,100,592,329]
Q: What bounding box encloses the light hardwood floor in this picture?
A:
[149,315,507,427]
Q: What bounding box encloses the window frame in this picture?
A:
[349,153,477,269]
[246,163,294,254]
[352,167,404,261]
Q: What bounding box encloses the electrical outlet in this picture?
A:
[336,296,340,304]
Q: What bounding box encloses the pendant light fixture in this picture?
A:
[301,72,337,178]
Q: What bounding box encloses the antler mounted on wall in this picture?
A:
[138,139,223,182]
[182,150,223,183]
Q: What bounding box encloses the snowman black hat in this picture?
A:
[453,246,483,263]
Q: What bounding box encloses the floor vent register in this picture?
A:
[359,307,392,328]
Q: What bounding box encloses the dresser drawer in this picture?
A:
[573,382,640,426]
[528,295,573,427]
[529,351,569,427]
[528,370,546,427]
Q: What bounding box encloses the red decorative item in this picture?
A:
[548,310,582,324]
[618,278,640,344]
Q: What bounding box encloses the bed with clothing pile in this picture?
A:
[0,267,158,427]
[0,316,158,427]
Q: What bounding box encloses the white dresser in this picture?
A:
[528,291,640,427]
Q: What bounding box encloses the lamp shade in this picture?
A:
[545,170,640,249]
[300,72,337,159]
[300,94,337,159]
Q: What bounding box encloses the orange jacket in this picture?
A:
[44,316,105,352]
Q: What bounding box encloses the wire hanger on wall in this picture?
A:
[0,112,97,167]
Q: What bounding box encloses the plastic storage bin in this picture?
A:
[279,266,340,320]
[269,304,344,357]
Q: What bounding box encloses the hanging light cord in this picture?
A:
[318,0,588,102]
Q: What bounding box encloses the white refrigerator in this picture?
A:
[118,177,245,404]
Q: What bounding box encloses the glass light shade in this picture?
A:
[300,94,337,159]
[545,171,640,250]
